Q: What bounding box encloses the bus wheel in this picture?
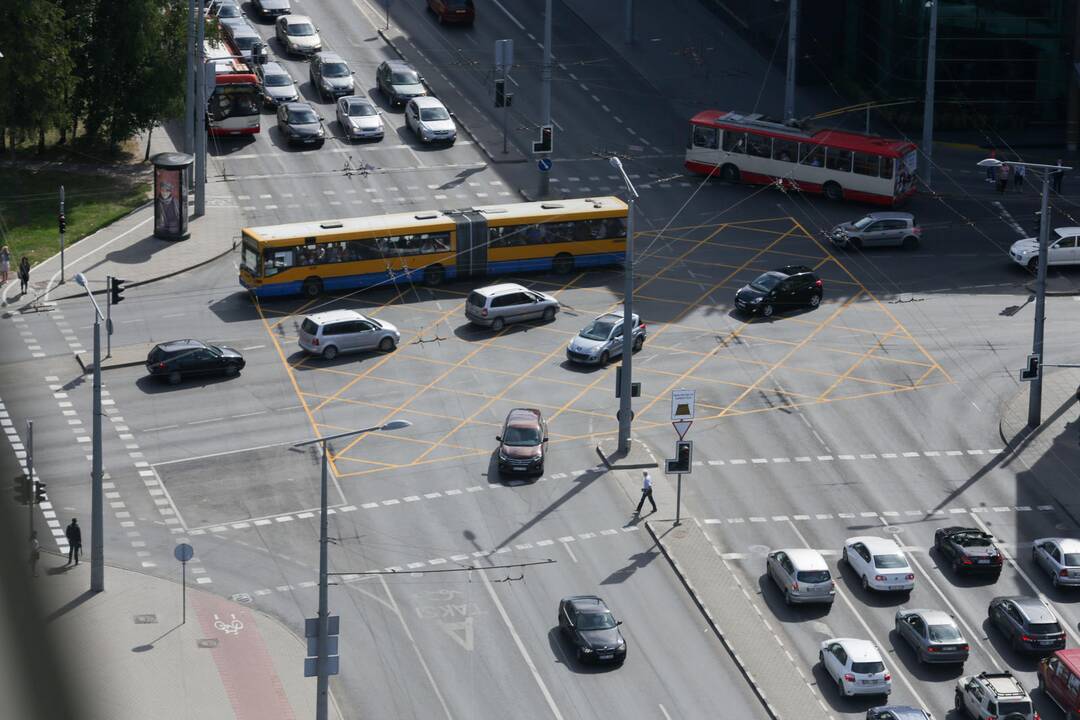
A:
[553,253,574,274]
[823,182,843,201]
[302,278,323,298]
[424,265,445,287]
[720,164,740,184]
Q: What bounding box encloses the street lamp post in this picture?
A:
[610,156,639,453]
[73,272,105,592]
[293,420,411,720]
[920,0,939,190]
[978,158,1071,428]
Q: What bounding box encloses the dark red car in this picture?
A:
[427,0,474,25]
[496,408,547,476]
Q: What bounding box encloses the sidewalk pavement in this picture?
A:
[18,555,340,720]
[0,122,242,312]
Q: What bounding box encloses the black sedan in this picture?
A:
[146,340,245,385]
[734,265,823,318]
[276,102,326,148]
[988,596,1066,653]
[934,526,1003,577]
[558,595,626,664]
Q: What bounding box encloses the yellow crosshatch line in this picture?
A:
[258,213,950,480]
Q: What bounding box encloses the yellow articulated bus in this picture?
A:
[239,197,629,298]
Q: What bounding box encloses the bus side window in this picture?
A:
[745,133,771,158]
[264,248,294,275]
[692,125,718,149]
[852,152,880,176]
[722,131,746,154]
[604,217,627,238]
[825,148,853,172]
[524,224,545,245]
[799,144,824,167]
[773,139,797,163]
[879,158,894,180]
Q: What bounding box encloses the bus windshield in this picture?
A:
[210,86,260,119]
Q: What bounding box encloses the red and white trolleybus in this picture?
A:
[204,41,261,137]
[685,110,917,206]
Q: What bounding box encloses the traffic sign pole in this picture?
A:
[174,543,194,624]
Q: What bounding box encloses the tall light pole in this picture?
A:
[73,272,105,592]
[783,0,799,123]
[293,420,411,720]
[921,0,939,190]
[185,0,196,158]
[978,158,1071,428]
[539,0,553,197]
[610,156,639,453]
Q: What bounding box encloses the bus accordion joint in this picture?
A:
[414,213,439,220]
[320,222,344,229]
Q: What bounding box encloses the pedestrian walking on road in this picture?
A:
[996,163,1010,194]
[65,518,82,565]
[634,471,657,515]
[30,531,41,577]
[986,149,997,182]
[1053,159,1065,194]
[0,245,10,286]
[18,256,30,295]
[1013,162,1025,193]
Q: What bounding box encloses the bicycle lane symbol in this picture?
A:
[213,613,245,635]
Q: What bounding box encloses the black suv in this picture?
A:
[376,60,427,107]
[146,340,245,385]
[734,265,823,318]
[988,596,1066,653]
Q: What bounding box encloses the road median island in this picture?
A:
[647,517,829,720]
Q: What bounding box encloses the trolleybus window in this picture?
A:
[722,131,746,154]
[745,133,771,158]
[692,125,718,149]
[799,144,824,167]
[853,152,880,177]
[825,148,853,172]
[772,139,797,163]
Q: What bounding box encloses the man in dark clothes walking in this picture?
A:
[634,471,657,515]
[65,518,82,565]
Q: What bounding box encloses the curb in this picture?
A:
[645,519,779,720]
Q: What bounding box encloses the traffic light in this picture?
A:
[666,441,693,474]
[59,213,66,234]
[494,78,506,108]
[532,125,553,154]
[34,480,46,504]
[110,276,126,305]
[12,475,30,505]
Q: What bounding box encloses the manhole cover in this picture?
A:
[197,639,219,649]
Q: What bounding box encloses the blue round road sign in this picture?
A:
[537,157,552,172]
[174,543,194,563]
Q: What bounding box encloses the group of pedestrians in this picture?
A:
[986,151,1066,195]
[0,245,32,295]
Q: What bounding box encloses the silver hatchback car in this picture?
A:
[465,283,559,331]
[566,312,645,365]
[298,310,399,360]
[827,212,921,250]
[766,548,835,605]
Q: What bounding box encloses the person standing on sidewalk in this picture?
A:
[30,531,41,577]
[18,256,30,295]
[634,471,657,515]
[996,163,1010,194]
[0,245,10,286]
[1053,159,1065,194]
[1013,162,1025,193]
[65,518,82,565]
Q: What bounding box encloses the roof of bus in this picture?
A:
[690,110,916,157]
[243,197,629,244]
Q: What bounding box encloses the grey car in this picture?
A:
[988,596,1066,653]
[894,608,969,664]
[1032,537,1080,588]
[465,283,559,331]
[827,212,922,250]
[566,312,645,365]
[298,310,400,359]
[767,548,835,605]
[336,96,384,141]
[252,0,290,19]
[310,52,354,101]
[276,102,325,147]
[257,62,298,106]
[376,60,427,107]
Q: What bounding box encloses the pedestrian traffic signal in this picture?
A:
[58,213,66,234]
[12,475,30,505]
[666,440,693,474]
[34,480,46,504]
[532,125,553,154]
[110,276,126,305]
[494,78,506,107]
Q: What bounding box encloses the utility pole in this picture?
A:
[611,157,639,453]
[1028,167,1052,428]
[74,273,105,592]
[26,419,33,541]
[194,0,206,217]
[539,0,553,197]
[59,186,66,284]
[920,0,939,190]
[783,0,798,123]
[185,0,196,160]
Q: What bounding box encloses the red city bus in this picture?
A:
[685,110,917,206]
[204,42,261,136]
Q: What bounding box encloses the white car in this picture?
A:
[336,96,384,141]
[275,14,321,56]
[842,536,915,592]
[1010,227,1080,270]
[1032,537,1080,588]
[819,638,891,698]
[405,96,456,144]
